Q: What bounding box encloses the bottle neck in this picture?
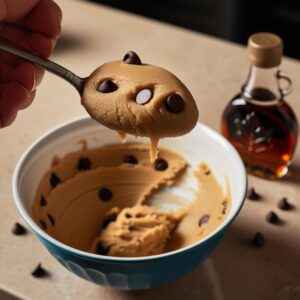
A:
[242,66,282,103]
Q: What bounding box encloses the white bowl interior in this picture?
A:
[13,116,247,260]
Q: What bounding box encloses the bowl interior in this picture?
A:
[13,116,247,259]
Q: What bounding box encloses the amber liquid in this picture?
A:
[222,89,298,179]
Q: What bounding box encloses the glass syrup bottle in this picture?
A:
[221,32,298,179]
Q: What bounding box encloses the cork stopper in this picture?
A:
[247,32,283,68]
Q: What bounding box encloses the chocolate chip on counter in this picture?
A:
[97,79,118,93]
[96,242,109,255]
[154,158,168,171]
[222,201,228,215]
[198,214,210,227]
[252,232,265,247]
[165,94,184,113]
[12,222,27,235]
[98,187,113,201]
[136,89,152,105]
[266,211,279,224]
[40,195,47,207]
[40,220,47,230]
[278,197,293,210]
[102,213,118,229]
[77,157,91,171]
[123,51,142,65]
[31,263,48,278]
[50,172,61,188]
[246,187,261,200]
[47,213,55,226]
[124,155,138,164]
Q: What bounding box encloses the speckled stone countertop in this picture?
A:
[1,0,300,299]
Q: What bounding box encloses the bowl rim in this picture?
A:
[12,116,247,262]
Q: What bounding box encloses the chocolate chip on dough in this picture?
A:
[50,173,61,188]
[165,94,184,113]
[198,214,210,226]
[154,159,168,171]
[98,187,113,201]
[123,51,142,65]
[97,79,118,93]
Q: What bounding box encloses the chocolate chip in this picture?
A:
[102,213,118,229]
[165,94,184,113]
[198,214,210,226]
[222,201,227,215]
[136,89,152,105]
[123,51,141,65]
[50,172,61,188]
[40,195,47,207]
[98,187,113,201]
[126,213,132,218]
[40,220,47,230]
[97,79,118,93]
[31,263,48,278]
[124,155,138,164]
[154,159,168,171]
[278,197,293,210]
[252,232,265,247]
[47,213,55,226]
[77,157,91,171]
[129,225,135,231]
[246,187,261,200]
[205,170,211,175]
[266,211,279,224]
[12,222,27,235]
[96,242,109,255]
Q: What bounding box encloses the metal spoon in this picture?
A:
[0,38,86,94]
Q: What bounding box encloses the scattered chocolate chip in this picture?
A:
[98,187,113,201]
[125,213,132,218]
[278,197,293,210]
[102,213,118,229]
[198,214,210,226]
[154,158,168,171]
[246,187,261,200]
[31,263,48,278]
[124,155,138,164]
[47,213,55,226]
[40,195,47,207]
[165,94,184,113]
[205,170,211,175]
[252,232,265,247]
[12,222,27,235]
[50,172,61,188]
[77,157,91,171]
[135,89,152,105]
[96,242,109,255]
[97,79,118,93]
[222,201,228,215]
[40,220,47,230]
[123,51,141,65]
[266,211,279,224]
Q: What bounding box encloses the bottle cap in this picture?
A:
[247,32,283,68]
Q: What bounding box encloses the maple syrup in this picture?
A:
[221,33,299,179]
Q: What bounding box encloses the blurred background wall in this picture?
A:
[89,0,300,59]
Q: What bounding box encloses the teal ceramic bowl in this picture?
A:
[13,116,247,290]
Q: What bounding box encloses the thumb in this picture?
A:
[0,0,40,22]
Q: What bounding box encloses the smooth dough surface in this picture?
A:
[81,58,199,161]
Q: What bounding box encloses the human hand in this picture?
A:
[0,0,62,128]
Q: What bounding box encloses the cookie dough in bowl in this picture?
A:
[81,51,199,161]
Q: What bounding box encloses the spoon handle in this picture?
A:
[0,38,85,94]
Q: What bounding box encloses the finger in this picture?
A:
[12,63,44,91]
[0,0,40,22]
[0,81,33,127]
[0,23,56,58]
[0,61,13,82]
[23,0,62,38]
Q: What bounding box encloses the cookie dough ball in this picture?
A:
[81,51,199,161]
[93,205,178,257]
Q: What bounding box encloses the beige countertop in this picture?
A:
[1,0,300,299]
